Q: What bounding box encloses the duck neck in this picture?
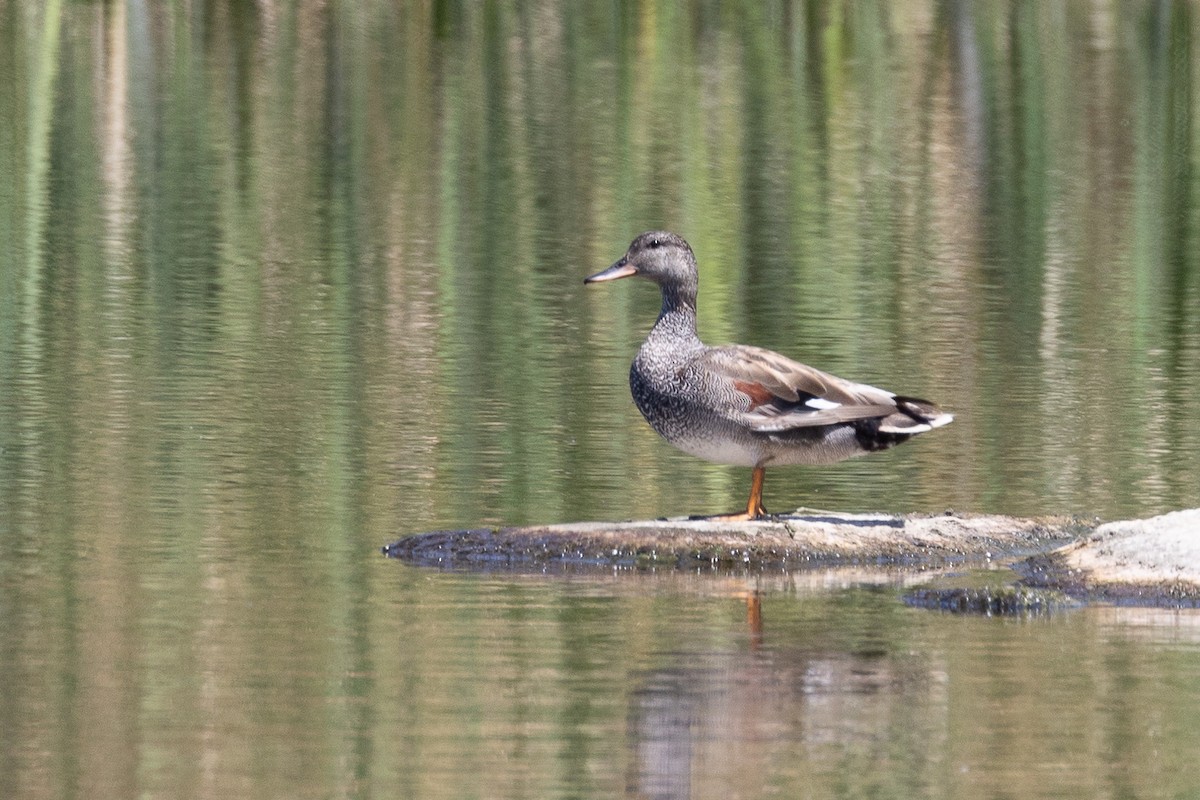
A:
[650,285,700,343]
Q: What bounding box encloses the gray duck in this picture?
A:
[585,231,953,520]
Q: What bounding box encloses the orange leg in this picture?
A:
[745,466,768,518]
[710,466,769,521]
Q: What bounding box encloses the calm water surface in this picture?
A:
[3,2,1200,798]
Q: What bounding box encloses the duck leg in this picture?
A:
[710,466,769,521]
[745,466,768,518]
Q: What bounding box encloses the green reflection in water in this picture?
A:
[1,2,1200,799]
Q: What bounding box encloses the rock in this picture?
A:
[382,511,1087,572]
[385,508,1200,608]
[1019,509,1200,604]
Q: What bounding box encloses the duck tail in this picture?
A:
[878,396,954,434]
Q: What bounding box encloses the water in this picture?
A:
[2,2,1200,798]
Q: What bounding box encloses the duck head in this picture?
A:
[585,232,698,304]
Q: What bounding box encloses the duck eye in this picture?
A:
[649,238,662,249]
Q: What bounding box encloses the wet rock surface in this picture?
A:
[383,511,1086,571]
[384,508,1200,609]
[1018,509,1200,606]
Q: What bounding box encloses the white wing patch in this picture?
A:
[804,397,842,410]
[879,421,932,434]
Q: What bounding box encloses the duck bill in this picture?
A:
[584,258,637,284]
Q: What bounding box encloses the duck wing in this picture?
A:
[697,344,927,432]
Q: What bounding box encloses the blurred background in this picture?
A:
[2,2,1199,799]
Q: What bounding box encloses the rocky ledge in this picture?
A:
[1019,509,1200,605]
[384,508,1200,608]
[383,510,1081,571]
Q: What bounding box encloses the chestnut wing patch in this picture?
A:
[733,380,837,415]
[733,380,778,411]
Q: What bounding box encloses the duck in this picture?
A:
[585,231,953,520]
